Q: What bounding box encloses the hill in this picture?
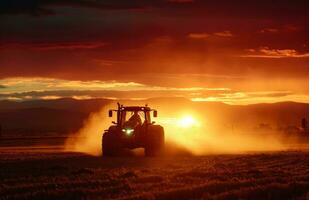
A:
[0,98,308,136]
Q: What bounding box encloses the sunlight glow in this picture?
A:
[177,115,199,128]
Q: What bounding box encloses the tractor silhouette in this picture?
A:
[102,103,164,156]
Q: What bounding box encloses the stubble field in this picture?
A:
[0,148,309,200]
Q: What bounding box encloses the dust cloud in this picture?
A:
[64,105,113,156]
[157,114,286,155]
[65,104,287,156]
[162,123,285,155]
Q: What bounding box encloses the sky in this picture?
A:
[0,0,309,104]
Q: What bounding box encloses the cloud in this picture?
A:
[259,25,302,34]
[0,42,107,51]
[0,0,55,16]
[260,28,279,34]
[0,88,223,101]
[214,31,234,37]
[241,47,309,58]
[1,82,309,105]
[40,95,62,100]
[188,33,210,39]
[0,77,234,101]
[94,59,128,67]
[246,91,294,98]
[33,42,107,50]
[0,85,6,89]
[167,0,194,3]
[0,0,147,16]
[188,31,233,40]
[0,77,230,94]
[2,0,307,17]
[283,25,303,32]
[191,90,305,105]
[0,78,145,93]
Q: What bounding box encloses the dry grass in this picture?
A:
[0,150,308,199]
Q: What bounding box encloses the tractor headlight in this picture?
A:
[122,128,134,135]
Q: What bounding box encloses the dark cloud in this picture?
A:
[0,0,308,94]
[0,0,54,16]
[0,0,148,16]
[248,91,294,98]
[0,89,304,104]
[0,85,6,89]
[0,89,223,100]
[1,0,309,18]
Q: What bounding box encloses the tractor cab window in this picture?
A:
[121,111,146,126]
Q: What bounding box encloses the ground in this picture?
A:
[0,148,309,200]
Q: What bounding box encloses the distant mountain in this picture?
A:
[0,98,308,136]
[0,107,88,135]
[0,98,112,113]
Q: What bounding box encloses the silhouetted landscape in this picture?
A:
[1,98,308,138]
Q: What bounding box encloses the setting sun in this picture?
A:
[177,115,199,128]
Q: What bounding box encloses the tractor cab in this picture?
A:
[109,104,157,127]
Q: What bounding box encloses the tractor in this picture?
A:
[102,103,164,156]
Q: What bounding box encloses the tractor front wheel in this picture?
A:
[102,131,120,156]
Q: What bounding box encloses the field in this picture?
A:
[0,146,309,200]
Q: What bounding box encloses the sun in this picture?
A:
[177,115,199,128]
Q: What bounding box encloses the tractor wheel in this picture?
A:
[102,130,120,156]
[145,125,164,157]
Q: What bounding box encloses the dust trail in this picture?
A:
[64,105,112,156]
[157,114,287,155]
[163,124,286,154]
[65,104,287,156]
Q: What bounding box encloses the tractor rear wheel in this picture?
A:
[145,125,164,156]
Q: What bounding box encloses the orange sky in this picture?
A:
[0,0,308,104]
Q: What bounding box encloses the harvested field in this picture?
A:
[0,149,308,199]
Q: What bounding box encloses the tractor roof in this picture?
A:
[121,106,151,111]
